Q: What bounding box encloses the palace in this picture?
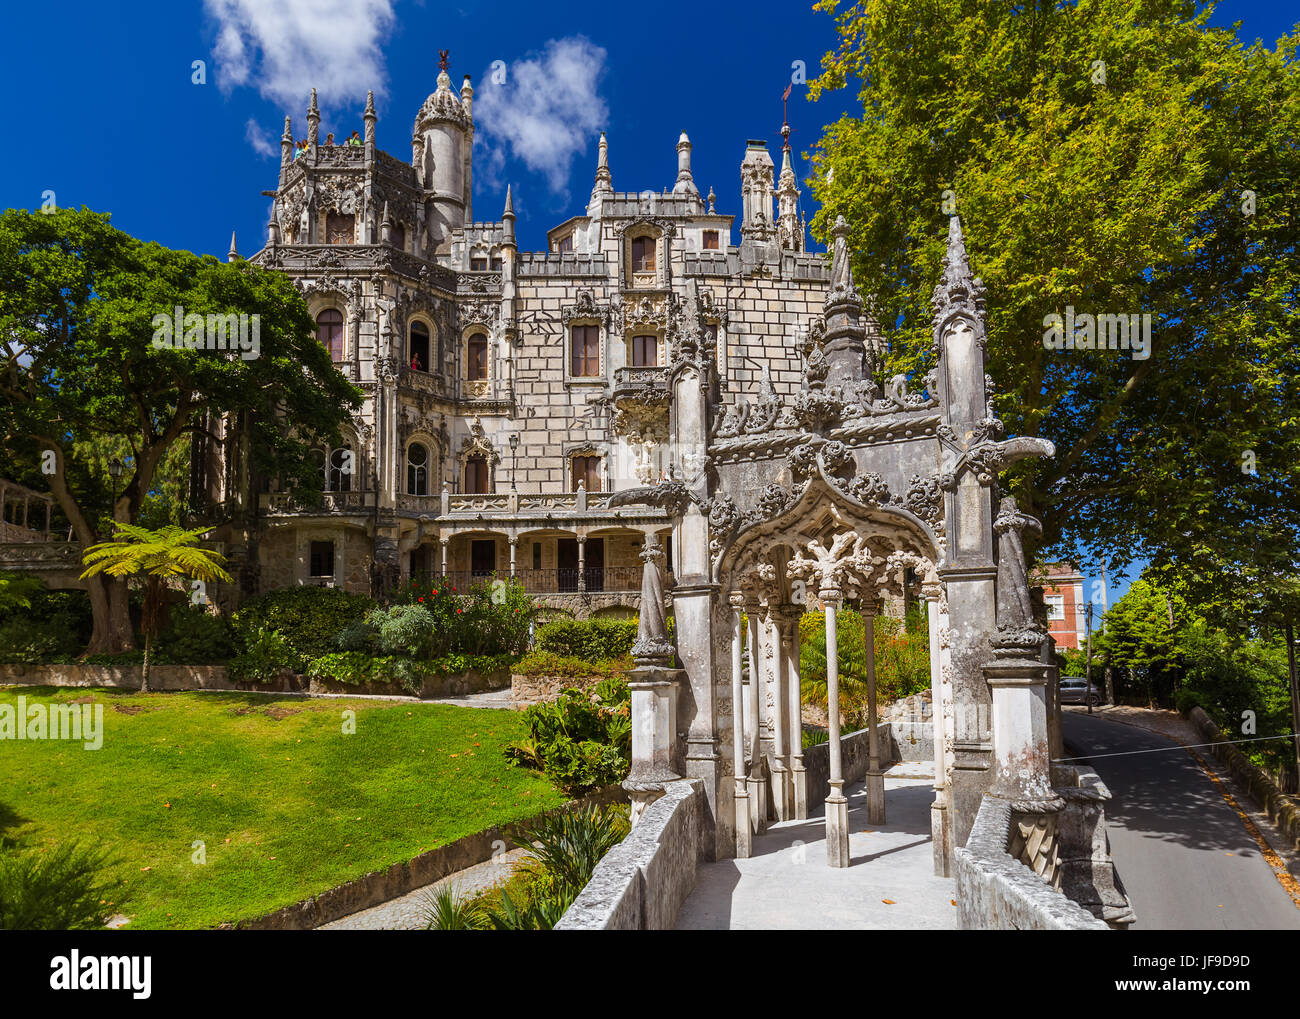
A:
[203,56,836,617]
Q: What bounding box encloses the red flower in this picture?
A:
[417,597,424,603]
[431,589,438,596]
[456,608,463,614]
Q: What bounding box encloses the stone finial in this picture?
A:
[227,231,238,262]
[503,183,515,218]
[306,88,320,149]
[591,131,614,200]
[280,116,293,166]
[364,90,376,118]
[380,201,392,245]
[673,130,698,196]
[707,185,716,213]
[932,215,986,326]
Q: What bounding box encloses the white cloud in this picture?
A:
[474,37,608,195]
[245,118,278,157]
[205,0,396,109]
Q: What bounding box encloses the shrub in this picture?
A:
[512,650,633,679]
[534,618,638,661]
[366,603,437,659]
[0,587,94,663]
[506,680,631,795]
[232,587,374,659]
[0,841,123,930]
[398,574,537,659]
[154,604,236,664]
[305,652,426,695]
[227,627,304,683]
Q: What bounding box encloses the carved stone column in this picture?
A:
[508,535,518,578]
[822,586,849,867]
[729,592,752,858]
[576,534,587,593]
[624,532,682,823]
[769,602,790,822]
[925,582,953,876]
[859,599,885,825]
[439,536,449,575]
[774,605,807,820]
[744,599,768,833]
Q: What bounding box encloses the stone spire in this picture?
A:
[591,131,614,201]
[673,131,698,196]
[502,184,516,244]
[306,88,320,151]
[776,118,803,252]
[932,216,986,332]
[363,90,377,157]
[227,231,239,261]
[380,201,392,245]
[280,116,293,168]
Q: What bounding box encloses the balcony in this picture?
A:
[261,490,377,515]
[611,365,670,444]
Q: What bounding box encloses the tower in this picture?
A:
[739,140,777,269]
[412,50,474,257]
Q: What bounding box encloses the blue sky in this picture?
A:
[1,0,1293,609]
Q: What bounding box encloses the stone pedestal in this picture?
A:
[826,780,850,868]
[984,654,1062,814]
[790,758,808,820]
[623,665,682,823]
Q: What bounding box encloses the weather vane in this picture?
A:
[438,49,450,72]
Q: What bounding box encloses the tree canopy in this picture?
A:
[0,207,362,651]
[807,0,1300,597]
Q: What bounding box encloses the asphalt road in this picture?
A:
[1063,711,1300,930]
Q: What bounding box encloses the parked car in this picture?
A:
[1059,676,1103,706]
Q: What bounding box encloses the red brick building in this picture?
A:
[1041,562,1087,650]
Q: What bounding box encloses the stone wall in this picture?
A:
[0,664,507,700]
[954,795,1109,930]
[555,778,705,930]
[800,723,896,811]
[510,671,620,706]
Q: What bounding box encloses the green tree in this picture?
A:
[0,208,362,653]
[1094,578,1189,706]
[807,0,1300,595]
[80,526,232,691]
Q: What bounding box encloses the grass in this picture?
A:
[0,686,565,929]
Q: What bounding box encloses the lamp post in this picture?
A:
[508,432,519,492]
[107,458,125,516]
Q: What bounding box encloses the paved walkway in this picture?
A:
[318,848,531,930]
[676,764,957,930]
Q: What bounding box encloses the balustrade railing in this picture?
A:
[411,566,642,595]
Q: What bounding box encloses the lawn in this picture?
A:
[0,687,565,929]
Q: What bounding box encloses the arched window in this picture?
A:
[631,235,656,273]
[325,212,354,245]
[466,333,488,381]
[327,447,354,492]
[407,443,429,496]
[465,455,489,494]
[316,309,344,362]
[409,322,430,373]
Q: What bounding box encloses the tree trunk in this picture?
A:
[141,632,151,693]
[81,575,135,655]
[1104,664,1115,706]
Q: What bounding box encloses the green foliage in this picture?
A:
[153,603,236,664]
[506,681,632,796]
[421,883,488,930]
[0,572,43,614]
[397,574,537,658]
[366,603,437,659]
[232,586,375,661]
[0,841,124,931]
[807,1,1300,585]
[512,650,633,679]
[799,609,930,726]
[227,626,304,683]
[0,588,94,664]
[305,652,426,695]
[534,618,639,660]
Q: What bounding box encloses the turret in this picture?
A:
[411,50,473,256]
[776,121,803,252]
[822,216,867,386]
[589,131,614,211]
[279,116,293,186]
[227,231,239,262]
[739,140,777,269]
[674,131,698,196]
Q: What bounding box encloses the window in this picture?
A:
[327,447,353,492]
[466,333,488,381]
[704,322,719,361]
[631,236,655,273]
[471,539,496,577]
[309,540,335,577]
[631,334,658,368]
[470,256,488,271]
[490,257,502,271]
[407,443,429,496]
[557,234,573,254]
[316,309,344,362]
[1045,595,1065,621]
[570,325,599,377]
[325,212,354,245]
[702,230,719,250]
[409,322,430,373]
[532,542,541,570]
[391,224,406,251]
[571,454,602,493]
[465,455,490,494]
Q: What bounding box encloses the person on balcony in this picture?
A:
[347,131,363,147]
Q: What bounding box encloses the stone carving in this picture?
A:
[992,496,1047,657]
[631,534,675,665]
[561,289,609,327]
[902,473,944,527]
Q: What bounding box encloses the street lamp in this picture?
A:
[508,432,519,492]
[108,457,125,508]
